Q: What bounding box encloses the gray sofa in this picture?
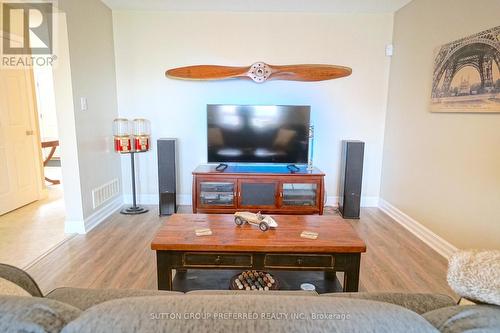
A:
[1,264,499,332]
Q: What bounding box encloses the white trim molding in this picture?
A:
[84,196,123,233]
[326,196,380,208]
[64,196,123,234]
[378,198,458,259]
[361,196,380,207]
[123,194,191,206]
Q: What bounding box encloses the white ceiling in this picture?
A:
[101,0,413,13]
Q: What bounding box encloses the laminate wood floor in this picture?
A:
[0,186,71,269]
[27,206,457,300]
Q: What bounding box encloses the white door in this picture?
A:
[0,66,43,215]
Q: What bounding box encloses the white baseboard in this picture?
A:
[326,196,339,207]
[177,194,191,205]
[326,196,379,208]
[361,196,380,207]
[123,194,191,206]
[64,196,123,234]
[84,196,123,233]
[123,194,157,205]
[378,198,457,258]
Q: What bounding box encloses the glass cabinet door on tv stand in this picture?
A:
[281,182,318,208]
[199,181,236,208]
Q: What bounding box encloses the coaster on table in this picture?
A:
[195,228,212,236]
[300,231,318,240]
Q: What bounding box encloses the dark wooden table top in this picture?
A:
[151,214,366,253]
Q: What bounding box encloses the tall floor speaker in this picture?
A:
[339,140,365,219]
[157,139,177,216]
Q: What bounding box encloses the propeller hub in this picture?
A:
[248,62,272,83]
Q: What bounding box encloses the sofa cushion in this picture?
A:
[423,305,500,332]
[46,287,182,310]
[61,294,439,333]
[0,295,81,333]
[321,292,456,314]
[447,250,500,306]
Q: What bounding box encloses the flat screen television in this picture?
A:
[207,105,310,164]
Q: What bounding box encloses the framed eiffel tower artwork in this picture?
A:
[430,25,500,113]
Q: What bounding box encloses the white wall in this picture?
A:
[51,12,85,228]
[113,11,393,205]
[381,0,500,250]
[58,0,122,229]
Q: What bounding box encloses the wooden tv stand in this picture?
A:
[192,165,325,215]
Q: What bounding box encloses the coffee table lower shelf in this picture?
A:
[172,269,343,294]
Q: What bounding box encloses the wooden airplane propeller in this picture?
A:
[165,62,352,83]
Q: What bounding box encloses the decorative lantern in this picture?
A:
[113,118,132,153]
[133,118,151,152]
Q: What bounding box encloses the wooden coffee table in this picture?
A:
[151,214,366,292]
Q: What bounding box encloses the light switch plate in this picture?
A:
[385,44,394,57]
[80,97,88,111]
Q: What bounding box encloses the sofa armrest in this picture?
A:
[0,264,43,297]
[423,304,500,332]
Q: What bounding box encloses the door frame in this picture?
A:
[1,12,86,232]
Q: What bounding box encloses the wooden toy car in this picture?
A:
[234,212,278,231]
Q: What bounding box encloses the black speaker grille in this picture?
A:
[158,139,176,192]
[339,141,364,219]
[158,139,177,215]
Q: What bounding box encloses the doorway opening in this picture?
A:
[0,61,70,269]
[0,12,81,269]
[35,65,62,189]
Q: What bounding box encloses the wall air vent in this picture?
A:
[92,179,120,209]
